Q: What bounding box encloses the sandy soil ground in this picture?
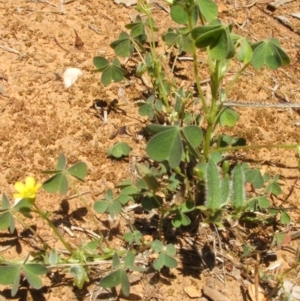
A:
[0,0,300,300]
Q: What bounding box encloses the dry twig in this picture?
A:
[268,0,294,9]
[202,286,233,301]
[53,36,69,52]
[0,44,23,56]
[88,24,101,35]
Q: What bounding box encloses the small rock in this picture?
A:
[184,285,201,298]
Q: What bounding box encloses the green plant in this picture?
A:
[1,0,298,298]
[151,240,178,270]
[92,0,299,295]
[0,155,146,297]
[107,141,131,158]
[100,252,146,296]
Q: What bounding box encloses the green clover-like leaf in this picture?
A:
[251,38,290,70]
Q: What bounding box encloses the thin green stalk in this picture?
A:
[187,9,207,114]
[203,60,221,160]
[33,203,73,254]
[14,214,50,250]
[67,179,109,249]
[158,207,165,242]
[141,3,169,108]
[203,124,214,161]
[224,62,250,97]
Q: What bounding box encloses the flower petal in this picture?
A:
[25,177,35,189]
[13,193,22,200]
[14,182,25,193]
[35,183,42,190]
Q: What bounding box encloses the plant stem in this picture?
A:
[14,214,50,250]
[67,178,109,248]
[142,4,169,108]
[203,60,221,160]
[33,203,73,254]
[224,62,250,97]
[158,208,165,242]
[187,9,207,114]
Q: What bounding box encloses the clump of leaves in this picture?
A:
[100,252,146,297]
[0,154,141,297]
[107,142,131,158]
[90,0,298,296]
[42,153,87,195]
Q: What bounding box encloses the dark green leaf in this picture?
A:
[110,32,133,57]
[192,23,234,60]
[153,254,165,270]
[181,201,195,213]
[280,211,291,224]
[171,212,182,228]
[237,38,252,63]
[232,164,246,208]
[146,124,175,135]
[0,212,11,230]
[124,252,135,268]
[118,194,130,205]
[112,253,120,268]
[93,200,109,213]
[23,264,47,275]
[166,244,176,256]
[138,103,155,120]
[162,31,178,47]
[101,67,113,86]
[170,5,188,25]
[153,253,177,270]
[257,197,270,209]
[56,154,67,170]
[108,201,122,218]
[131,23,145,38]
[100,269,122,288]
[13,199,33,210]
[120,269,130,296]
[93,57,109,70]
[181,125,203,148]
[11,271,20,297]
[67,162,87,181]
[111,66,126,83]
[164,254,178,268]
[245,169,264,189]
[2,193,10,210]
[42,173,68,195]
[191,24,221,43]
[151,240,163,253]
[48,249,58,265]
[108,142,131,158]
[266,181,282,196]
[205,158,221,211]
[220,108,239,126]
[195,0,218,22]
[146,127,182,168]
[220,174,230,205]
[0,265,21,285]
[251,38,290,70]
[141,195,163,210]
[23,269,43,290]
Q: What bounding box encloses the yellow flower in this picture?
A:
[13,177,41,202]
